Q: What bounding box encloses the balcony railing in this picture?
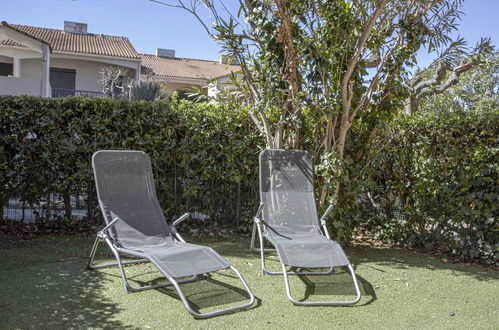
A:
[52,88,104,98]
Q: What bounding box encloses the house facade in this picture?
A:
[0,21,141,98]
[0,21,240,99]
[140,50,240,97]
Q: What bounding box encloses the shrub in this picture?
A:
[130,82,164,101]
[360,109,498,265]
[0,96,263,230]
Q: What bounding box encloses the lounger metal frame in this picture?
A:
[251,201,361,305]
[88,212,255,318]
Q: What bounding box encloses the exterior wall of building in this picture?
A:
[0,49,42,96]
[0,55,13,64]
[0,76,41,96]
[1,43,233,98]
[0,44,140,97]
[21,58,43,80]
[51,58,103,92]
[144,75,206,97]
[207,76,238,98]
[22,57,103,92]
[0,47,39,61]
[161,82,197,96]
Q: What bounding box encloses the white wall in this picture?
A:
[0,47,40,60]
[21,58,42,80]
[161,82,198,96]
[22,57,103,92]
[20,55,140,94]
[0,55,13,64]
[144,75,206,97]
[0,45,140,96]
[53,58,104,92]
[0,76,40,96]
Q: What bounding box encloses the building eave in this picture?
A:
[0,21,52,53]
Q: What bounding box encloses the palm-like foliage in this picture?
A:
[130,82,164,101]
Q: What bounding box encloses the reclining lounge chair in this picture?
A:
[251,149,361,305]
[87,150,254,318]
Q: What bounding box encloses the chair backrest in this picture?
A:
[259,149,319,234]
[92,150,172,247]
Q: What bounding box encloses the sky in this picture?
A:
[2,0,498,66]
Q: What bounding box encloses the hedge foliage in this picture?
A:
[0,95,263,229]
[361,109,498,265]
[1,95,497,264]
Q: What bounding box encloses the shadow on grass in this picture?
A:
[348,245,498,282]
[0,261,133,329]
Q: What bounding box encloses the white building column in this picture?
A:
[41,44,51,97]
[135,62,141,86]
[13,57,21,77]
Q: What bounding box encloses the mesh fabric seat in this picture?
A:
[253,149,361,305]
[87,150,254,318]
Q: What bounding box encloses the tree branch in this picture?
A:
[341,0,389,105]
[414,59,488,102]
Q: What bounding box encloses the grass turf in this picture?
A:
[0,234,497,329]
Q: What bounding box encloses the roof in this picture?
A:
[0,21,52,51]
[0,22,139,59]
[140,54,241,81]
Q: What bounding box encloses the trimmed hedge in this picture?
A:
[1,95,497,264]
[0,95,263,229]
[360,110,498,265]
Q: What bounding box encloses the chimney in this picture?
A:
[64,21,88,34]
[156,48,176,58]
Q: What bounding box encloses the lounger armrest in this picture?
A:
[172,212,190,227]
[98,217,119,238]
[320,204,334,226]
[254,203,264,224]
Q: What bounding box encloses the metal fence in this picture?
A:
[52,88,104,98]
[2,196,88,223]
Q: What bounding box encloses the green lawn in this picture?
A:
[0,234,497,329]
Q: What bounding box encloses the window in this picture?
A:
[50,68,76,90]
[0,62,13,76]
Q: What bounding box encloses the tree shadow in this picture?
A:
[0,260,135,329]
[348,245,498,282]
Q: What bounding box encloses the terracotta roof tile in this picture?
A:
[1,23,139,59]
[0,39,24,47]
[140,54,240,80]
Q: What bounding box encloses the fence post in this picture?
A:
[236,181,241,228]
[87,183,94,222]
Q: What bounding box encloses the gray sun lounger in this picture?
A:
[250,149,361,305]
[86,150,254,318]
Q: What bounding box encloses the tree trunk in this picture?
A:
[0,198,4,221]
[63,189,72,220]
[236,181,241,228]
[87,183,94,222]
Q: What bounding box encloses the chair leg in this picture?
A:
[250,222,276,253]
[86,236,101,270]
[167,266,255,318]
[281,263,361,306]
[86,236,149,270]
